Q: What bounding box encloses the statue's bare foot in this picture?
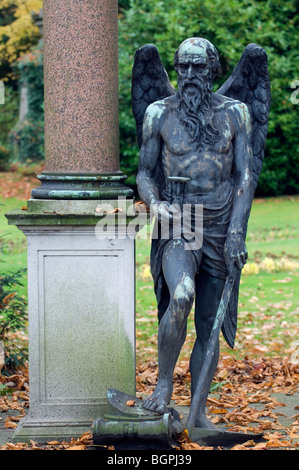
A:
[195,413,218,430]
[142,380,172,415]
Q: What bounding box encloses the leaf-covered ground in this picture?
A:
[0,167,42,201]
[0,356,298,450]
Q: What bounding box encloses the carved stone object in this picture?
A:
[132,38,271,442]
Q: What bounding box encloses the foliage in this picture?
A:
[119,0,299,196]
[9,45,44,163]
[0,145,10,170]
[0,248,28,374]
[0,86,19,151]
[0,0,43,165]
[118,0,131,11]
[0,0,42,85]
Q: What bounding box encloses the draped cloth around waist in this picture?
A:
[150,180,240,348]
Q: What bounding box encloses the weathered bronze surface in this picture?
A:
[132,37,271,433]
[92,389,183,449]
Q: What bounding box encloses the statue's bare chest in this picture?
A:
[160,111,233,154]
[160,111,234,179]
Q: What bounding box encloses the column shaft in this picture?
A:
[44,0,119,174]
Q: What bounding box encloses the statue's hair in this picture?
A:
[173,38,221,80]
[176,82,220,147]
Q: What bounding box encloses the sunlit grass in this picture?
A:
[135,196,299,363]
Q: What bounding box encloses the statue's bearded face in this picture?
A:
[177,43,213,108]
[178,49,212,96]
[175,39,220,146]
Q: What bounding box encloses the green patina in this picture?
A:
[5,198,142,227]
[30,172,134,200]
[5,209,139,227]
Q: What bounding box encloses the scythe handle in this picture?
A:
[167,176,190,205]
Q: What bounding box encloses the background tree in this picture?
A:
[0,0,42,85]
[0,0,42,144]
[0,0,43,158]
[119,0,299,196]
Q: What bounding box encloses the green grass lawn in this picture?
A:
[135,195,299,362]
[1,194,299,364]
[0,197,28,298]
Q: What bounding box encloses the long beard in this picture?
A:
[177,77,220,146]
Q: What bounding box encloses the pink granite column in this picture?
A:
[32,0,133,198]
[44,0,119,174]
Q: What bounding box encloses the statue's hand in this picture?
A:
[152,201,180,223]
[224,231,248,270]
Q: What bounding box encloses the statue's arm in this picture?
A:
[225,103,253,270]
[136,103,164,207]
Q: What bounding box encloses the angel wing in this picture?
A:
[131,44,175,148]
[132,43,271,194]
[217,43,271,196]
[216,44,271,348]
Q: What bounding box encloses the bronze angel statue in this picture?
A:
[132,38,271,438]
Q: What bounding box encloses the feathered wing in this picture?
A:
[131,44,176,148]
[216,44,271,347]
[217,43,271,195]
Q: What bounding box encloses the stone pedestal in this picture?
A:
[5,0,137,443]
[6,200,138,443]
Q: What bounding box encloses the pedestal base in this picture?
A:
[6,199,137,444]
[11,416,95,444]
[31,172,134,199]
